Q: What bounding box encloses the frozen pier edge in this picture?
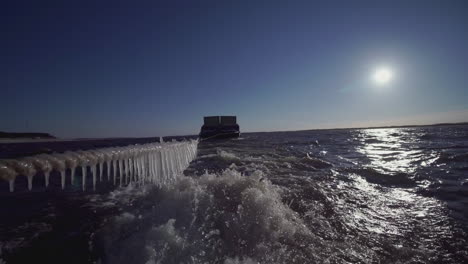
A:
[0,139,198,192]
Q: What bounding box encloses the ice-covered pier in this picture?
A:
[0,140,198,192]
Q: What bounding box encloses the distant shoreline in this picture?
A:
[250,121,468,134]
[0,131,55,139]
[330,121,468,130]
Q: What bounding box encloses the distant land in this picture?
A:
[340,121,468,131]
[0,131,55,139]
[254,121,468,134]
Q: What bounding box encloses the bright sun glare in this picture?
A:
[373,67,393,85]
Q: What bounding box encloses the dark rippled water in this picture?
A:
[1,125,468,263]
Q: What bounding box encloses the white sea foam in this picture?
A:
[97,168,319,263]
[217,149,239,160]
[224,257,258,264]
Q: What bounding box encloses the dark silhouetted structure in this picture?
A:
[199,116,240,139]
[0,131,55,139]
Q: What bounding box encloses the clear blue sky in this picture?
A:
[2,0,467,138]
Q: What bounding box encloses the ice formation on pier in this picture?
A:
[0,140,198,192]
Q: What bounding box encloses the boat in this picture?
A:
[199,116,240,140]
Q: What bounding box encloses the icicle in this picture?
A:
[170,148,176,175]
[84,151,98,190]
[92,151,104,182]
[44,172,50,187]
[82,166,87,191]
[141,153,148,183]
[124,159,129,184]
[153,152,158,183]
[136,157,141,182]
[163,149,169,184]
[60,170,66,189]
[139,156,143,185]
[27,175,33,191]
[0,140,198,192]
[177,147,183,172]
[142,155,147,183]
[149,153,154,183]
[70,167,76,185]
[178,146,184,167]
[150,153,156,183]
[161,149,165,182]
[99,162,103,182]
[9,179,15,192]
[135,156,140,182]
[119,159,123,187]
[145,155,149,184]
[156,150,162,185]
[132,157,136,182]
[147,153,152,183]
[128,158,133,182]
[92,165,97,191]
[141,155,146,183]
[106,160,111,181]
[113,160,117,185]
[140,155,145,184]
[169,149,175,176]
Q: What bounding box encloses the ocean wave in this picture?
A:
[364,138,382,144]
[419,133,436,140]
[96,169,320,263]
[437,152,468,163]
[302,153,333,169]
[345,167,415,187]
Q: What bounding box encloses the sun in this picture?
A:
[372,67,393,84]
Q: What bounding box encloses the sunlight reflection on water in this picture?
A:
[356,128,438,174]
[340,128,452,255]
